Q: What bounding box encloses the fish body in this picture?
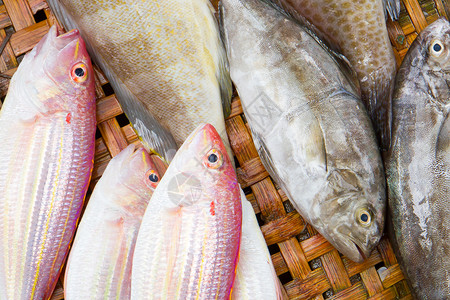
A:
[385,18,450,299]
[46,0,233,162]
[232,188,286,300]
[271,0,398,150]
[131,124,241,299]
[220,0,385,263]
[64,145,161,299]
[0,26,96,299]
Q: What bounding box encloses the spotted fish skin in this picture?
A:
[131,124,241,299]
[64,145,161,299]
[386,18,450,299]
[46,0,233,163]
[271,0,397,150]
[0,26,96,299]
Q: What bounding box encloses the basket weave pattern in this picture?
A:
[0,0,446,299]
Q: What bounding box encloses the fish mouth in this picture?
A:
[56,28,80,41]
[352,241,369,262]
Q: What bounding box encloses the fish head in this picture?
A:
[98,144,161,214]
[417,18,450,72]
[313,169,385,263]
[16,25,95,114]
[165,123,240,209]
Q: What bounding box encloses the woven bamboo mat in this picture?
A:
[0,0,446,299]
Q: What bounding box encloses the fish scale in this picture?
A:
[0,27,96,299]
[386,18,450,299]
[221,0,386,263]
[270,0,398,151]
[47,0,233,163]
[64,145,159,299]
[132,124,241,299]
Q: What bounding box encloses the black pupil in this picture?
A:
[433,43,442,52]
[208,153,218,163]
[74,67,85,77]
[360,213,369,223]
[149,173,158,182]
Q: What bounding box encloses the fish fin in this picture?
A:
[437,114,450,158]
[217,34,233,119]
[46,0,178,163]
[212,2,233,119]
[251,130,286,188]
[383,0,401,21]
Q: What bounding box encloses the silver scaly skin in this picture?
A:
[386,18,450,299]
[220,0,386,263]
[270,0,400,151]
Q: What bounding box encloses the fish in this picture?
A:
[131,123,241,299]
[64,145,162,299]
[0,26,96,299]
[385,18,450,299]
[220,0,386,263]
[46,0,233,163]
[269,0,399,151]
[232,188,287,300]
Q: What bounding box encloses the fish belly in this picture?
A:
[0,114,94,299]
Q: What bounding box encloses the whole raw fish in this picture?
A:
[0,26,96,299]
[64,145,161,299]
[132,124,241,299]
[232,188,287,300]
[46,0,233,163]
[220,0,385,263]
[270,0,399,150]
[385,18,450,299]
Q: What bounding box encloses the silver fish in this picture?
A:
[0,26,96,299]
[270,0,400,151]
[64,145,161,299]
[46,0,233,163]
[386,18,450,299]
[220,0,386,263]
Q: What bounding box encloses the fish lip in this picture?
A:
[56,28,80,41]
[352,241,368,262]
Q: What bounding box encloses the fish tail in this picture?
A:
[382,0,401,20]
[360,64,396,152]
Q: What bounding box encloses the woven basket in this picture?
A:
[0,0,446,299]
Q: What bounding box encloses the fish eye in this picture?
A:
[356,208,372,227]
[430,40,445,57]
[145,169,160,188]
[204,148,223,169]
[70,62,88,83]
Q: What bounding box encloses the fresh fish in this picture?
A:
[131,124,241,299]
[0,26,96,299]
[232,188,287,300]
[385,18,450,299]
[64,145,161,299]
[270,0,399,150]
[220,0,386,263]
[46,0,233,163]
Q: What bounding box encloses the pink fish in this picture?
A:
[0,26,96,299]
[131,123,241,299]
[64,145,161,299]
